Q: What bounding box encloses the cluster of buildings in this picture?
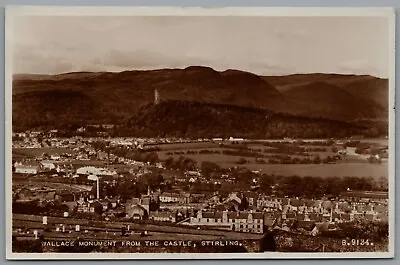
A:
[182,191,388,235]
[12,130,389,238]
[189,210,264,233]
[13,185,59,202]
[12,131,81,149]
[12,173,388,236]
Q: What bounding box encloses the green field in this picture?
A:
[159,150,387,177]
[239,163,388,178]
[152,142,218,150]
[155,139,388,178]
[13,147,75,159]
[158,151,387,178]
[12,180,92,192]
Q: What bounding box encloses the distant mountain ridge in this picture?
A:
[283,81,387,121]
[12,66,388,132]
[262,73,389,113]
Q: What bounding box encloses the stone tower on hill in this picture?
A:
[154,89,160,105]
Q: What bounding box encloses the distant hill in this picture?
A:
[282,82,387,121]
[263,73,389,113]
[12,67,389,132]
[119,100,369,139]
[13,89,118,131]
[13,72,106,81]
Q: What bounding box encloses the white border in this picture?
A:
[4,6,396,260]
[4,6,397,17]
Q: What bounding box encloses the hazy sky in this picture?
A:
[12,16,390,77]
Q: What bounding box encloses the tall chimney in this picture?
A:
[96,176,100,199]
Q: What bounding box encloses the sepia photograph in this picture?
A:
[5,6,395,260]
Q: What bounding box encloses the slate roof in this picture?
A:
[202,212,215,218]
[341,213,350,221]
[374,205,386,213]
[290,199,303,207]
[252,212,263,220]
[297,221,316,231]
[296,214,305,221]
[304,200,315,207]
[150,211,174,218]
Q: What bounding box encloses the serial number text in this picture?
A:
[342,239,373,246]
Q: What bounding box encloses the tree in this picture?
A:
[92,141,106,151]
[260,176,275,195]
[92,202,103,215]
[145,152,160,164]
[239,196,249,211]
[145,172,165,191]
[115,181,140,200]
[326,139,334,146]
[236,158,247,165]
[164,157,175,169]
[201,161,221,178]
[313,155,321,164]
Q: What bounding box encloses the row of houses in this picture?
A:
[207,192,388,226]
[222,191,388,209]
[188,210,264,234]
[122,194,187,223]
[187,206,387,236]
[257,197,387,215]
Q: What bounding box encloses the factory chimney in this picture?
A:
[96,175,100,199]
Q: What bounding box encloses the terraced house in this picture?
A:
[189,210,264,234]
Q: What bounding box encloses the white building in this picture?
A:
[41,160,56,170]
[76,166,117,176]
[50,154,61,160]
[189,210,264,233]
[14,162,38,174]
[229,137,244,142]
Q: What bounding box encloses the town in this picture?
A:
[12,128,389,252]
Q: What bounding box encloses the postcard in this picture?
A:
[5,6,395,260]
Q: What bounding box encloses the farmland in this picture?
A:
[236,163,387,178]
[12,180,92,192]
[154,139,388,178]
[161,154,387,177]
[13,147,75,159]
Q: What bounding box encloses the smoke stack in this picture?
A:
[96,176,100,199]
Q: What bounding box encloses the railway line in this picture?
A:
[12,214,263,241]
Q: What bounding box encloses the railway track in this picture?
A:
[13,214,263,240]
